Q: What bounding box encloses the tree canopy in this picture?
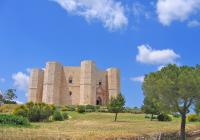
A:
[142,64,200,140]
[107,94,125,121]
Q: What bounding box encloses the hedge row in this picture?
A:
[0,114,29,126]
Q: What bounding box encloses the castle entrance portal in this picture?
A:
[96,97,102,105]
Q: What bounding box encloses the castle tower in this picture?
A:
[42,62,63,105]
[80,60,96,105]
[28,69,44,103]
[107,68,120,100]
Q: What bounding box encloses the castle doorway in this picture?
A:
[96,97,102,105]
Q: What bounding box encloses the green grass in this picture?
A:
[0,112,200,140]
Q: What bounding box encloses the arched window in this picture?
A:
[68,76,73,84]
[69,91,72,96]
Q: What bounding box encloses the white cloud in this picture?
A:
[132,2,151,20]
[156,0,200,26]
[136,44,180,65]
[0,78,5,83]
[130,76,145,83]
[12,72,29,93]
[53,0,128,30]
[188,20,200,27]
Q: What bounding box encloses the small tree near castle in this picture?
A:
[108,94,125,122]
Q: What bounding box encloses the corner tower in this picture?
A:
[80,60,96,105]
[107,68,120,100]
[28,69,44,103]
[42,62,63,105]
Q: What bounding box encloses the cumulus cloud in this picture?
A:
[136,44,180,65]
[130,76,145,83]
[156,0,200,26]
[188,20,200,27]
[53,0,128,30]
[0,78,5,83]
[12,72,29,94]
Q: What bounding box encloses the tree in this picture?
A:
[142,64,200,140]
[1,89,17,104]
[107,94,125,122]
[195,101,200,115]
[4,89,17,101]
[142,97,160,121]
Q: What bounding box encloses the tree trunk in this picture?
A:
[114,113,118,122]
[180,113,186,140]
[151,114,154,121]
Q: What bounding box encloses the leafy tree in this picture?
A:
[195,101,200,115]
[107,94,125,122]
[4,89,17,101]
[142,97,160,121]
[0,89,17,104]
[143,64,200,140]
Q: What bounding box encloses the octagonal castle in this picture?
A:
[28,60,120,106]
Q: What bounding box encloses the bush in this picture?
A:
[157,114,172,121]
[0,114,29,126]
[187,114,200,122]
[98,106,108,112]
[13,105,28,117]
[66,105,76,111]
[61,107,68,112]
[53,110,64,121]
[86,105,96,112]
[13,102,54,122]
[62,112,69,120]
[172,113,180,118]
[0,104,20,113]
[77,105,85,113]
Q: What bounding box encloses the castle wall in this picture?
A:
[96,70,108,105]
[80,61,96,105]
[107,68,120,100]
[64,67,80,105]
[28,69,44,103]
[42,62,63,105]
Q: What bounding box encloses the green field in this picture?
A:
[1,111,200,140]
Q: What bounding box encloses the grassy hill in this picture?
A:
[1,111,200,140]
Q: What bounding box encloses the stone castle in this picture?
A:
[28,60,120,106]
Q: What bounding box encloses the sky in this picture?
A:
[0,0,200,107]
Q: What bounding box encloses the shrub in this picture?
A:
[61,107,68,112]
[187,114,200,122]
[0,104,20,113]
[85,109,93,112]
[62,112,69,120]
[53,110,64,121]
[0,114,29,126]
[157,114,172,121]
[66,105,76,111]
[98,106,108,112]
[13,105,28,117]
[86,105,96,112]
[172,113,180,118]
[77,105,85,113]
[13,102,54,122]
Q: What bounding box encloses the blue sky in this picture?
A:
[0,0,200,107]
